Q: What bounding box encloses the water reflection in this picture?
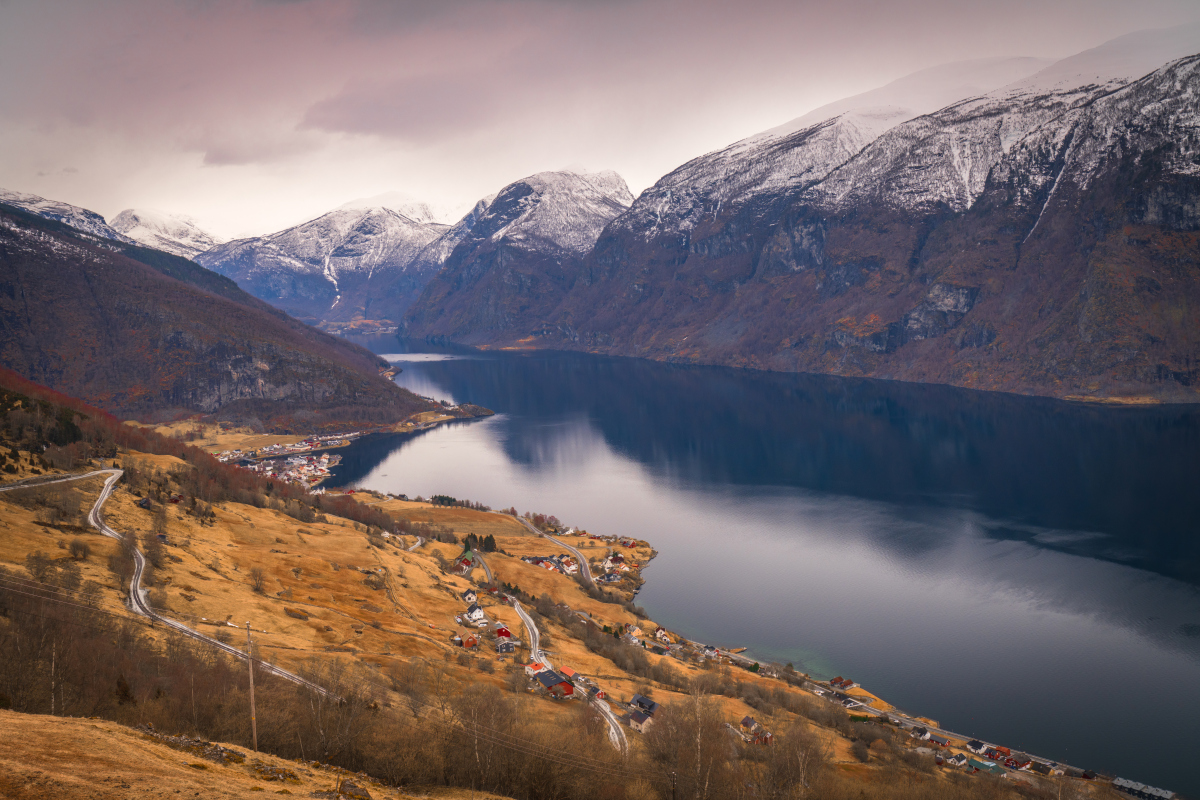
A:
[330,338,1200,794]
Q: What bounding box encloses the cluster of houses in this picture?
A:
[214,433,359,464]
[732,716,774,745]
[829,676,858,690]
[1112,778,1176,799]
[217,451,343,489]
[519,554,579,575]
[524,662,585,700]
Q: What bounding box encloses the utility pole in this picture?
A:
[246,622,258,752]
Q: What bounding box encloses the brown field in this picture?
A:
[0,454,1115,800]
[0,709,483,800]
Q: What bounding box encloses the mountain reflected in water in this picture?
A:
[330,338,1200,795]
[340,340,1200,586]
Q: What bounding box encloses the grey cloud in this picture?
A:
[301,75,515,141]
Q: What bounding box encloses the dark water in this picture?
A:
[335,337,1200,795]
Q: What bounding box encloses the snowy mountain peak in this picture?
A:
[109,208,225,259]
[752,56,1055,145]
[998,22,1200,98]
[0,188,132,243]
[337,191,455,225]
[482,169,634,255]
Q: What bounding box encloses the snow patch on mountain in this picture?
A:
[0,188,132,243]
[484,170,633,255]
[810,27,1200,216]
[109,208,225,259]
[199,207,447,286]
[337,191,459,225]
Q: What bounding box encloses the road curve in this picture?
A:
[511,599,546,668]
[514,518,594,586]
[79,469,333,697]
[509,594,625,752]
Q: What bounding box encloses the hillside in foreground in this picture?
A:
[0,374,1136,800]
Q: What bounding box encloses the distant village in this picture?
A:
[212,433,365,489]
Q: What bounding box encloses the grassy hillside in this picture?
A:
[0,377,1124,800]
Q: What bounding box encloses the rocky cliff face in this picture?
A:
[0,205,437,428]
[478,49,1200,402]
[197,207,448,326]
[403,170,633,343]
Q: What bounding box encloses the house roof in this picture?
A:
[526,662,546,672]
[466,603,483,615]
[536,671,571,690]
[631,694,661,713]
[967,740,984,749]
[741,716,757,728]
[559,667,577,678]
[629,711,650,725]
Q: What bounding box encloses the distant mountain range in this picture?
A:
[0,202,438,429]
[6,25,1199,402]
[401,26,1200,403]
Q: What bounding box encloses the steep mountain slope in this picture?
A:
[549,50,1200,400]
[0,203,439,428]
[108,208,225,259]
[0,189,131,243]
[402,170,633,342]
[196,206,449,326]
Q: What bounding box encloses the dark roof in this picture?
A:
[536,671,568,688]
[630,694,660,714]
[466,603,483,614]
[629,711,650,725]
[741,716,757,728]
[967,740,984,749]
[461,588,476,598]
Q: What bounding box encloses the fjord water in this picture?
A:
[335,338,1200,794]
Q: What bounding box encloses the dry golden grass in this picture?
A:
[0,709,487,800]
[0,462,876,770]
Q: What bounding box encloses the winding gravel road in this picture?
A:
[69,469,332,697]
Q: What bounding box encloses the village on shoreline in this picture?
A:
[141,418,1174,799]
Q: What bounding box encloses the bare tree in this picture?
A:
[249,566,266,593]
[68,538,90,561]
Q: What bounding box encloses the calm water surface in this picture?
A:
[335,337,1200,795]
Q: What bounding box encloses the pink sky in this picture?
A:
[2,0,1198,238]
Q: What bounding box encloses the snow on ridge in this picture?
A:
[109,208,225,259]
[337,191,458,225]
[484,169,634,255]
[750,56,1055,145]
[0,188,132,243]
[996,22,1200,99]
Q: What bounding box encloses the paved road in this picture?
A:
[593,696,628,753]
[514,518,594,586]
[511,599,547,668]
[0,469,113,493]
[74,469,334,698]
[474,552,494,583]
[509,593,625,752]
[407,536,425,552]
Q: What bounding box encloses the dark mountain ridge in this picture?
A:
[0,203,438,430]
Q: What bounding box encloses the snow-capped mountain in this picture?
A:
[423,26,1200,403]
[403,169,633,342]
[336,191,457,225]
[109,208,225,259]
[196,205,450,325]
[0,188,132,243]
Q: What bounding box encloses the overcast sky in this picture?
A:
[2,0,1198,238]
